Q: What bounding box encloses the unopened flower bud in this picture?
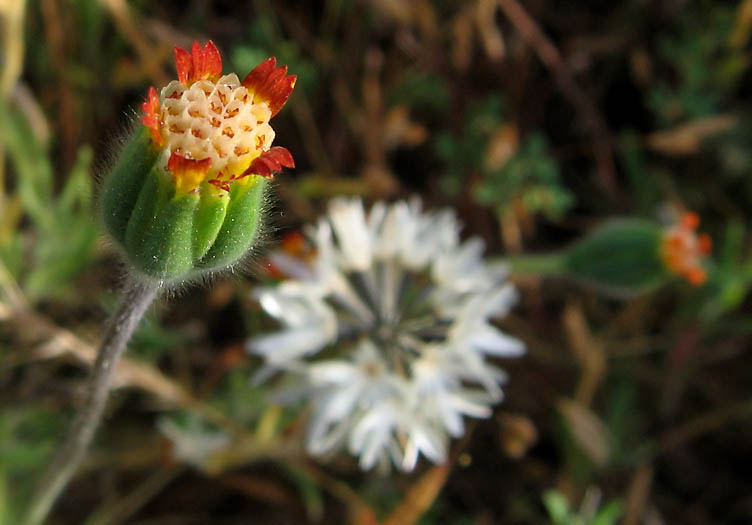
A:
[563,214,711,296]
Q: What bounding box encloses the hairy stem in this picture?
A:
[24,279,160,525]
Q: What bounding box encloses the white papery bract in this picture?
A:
[248,197,524,471]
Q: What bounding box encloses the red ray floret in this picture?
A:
[242,57,297,117]
[686,267,707,286]
[242,147,295,178]
[175,40,223,85]
[167,152,212,193]
[662,211,712,286]
[698,233,712,255]
[679,212,712,255]
[681,211,700,230]
[141,86,164,147]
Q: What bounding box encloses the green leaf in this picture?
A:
[591,500,625,525]
[542,490,572,524]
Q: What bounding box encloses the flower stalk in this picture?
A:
[23,280,160,525]
[506,252,566,275]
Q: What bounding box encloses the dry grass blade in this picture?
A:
[98,0,168,86]
[563,303,605,407]
[0,0,26,95]
[623,464,653,525]
[24,310,192,406]
[477,0,505,61]
[557,398,610,467]
[645,115,737,155]
[656,398,752,455]
[730,0,752,47]
[383,465,450,525]
[218,473,294,505]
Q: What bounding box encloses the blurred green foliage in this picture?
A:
[387,71,451,115]
[648,5,746,125]
[0,408,65,524]
[0,101,97,301]
[473,133,574,221]
[543,489,623,525]
[231,15,319,97]
[436,95,573,221]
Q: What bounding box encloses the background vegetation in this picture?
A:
[1,0,751,523]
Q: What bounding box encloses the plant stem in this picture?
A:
[23,279,160,525]
[505,252,567,275]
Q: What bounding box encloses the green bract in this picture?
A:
[101,128,267,283]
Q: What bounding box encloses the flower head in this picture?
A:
[248,198,524,471]
[661,211,712,285]
[141,41,296,194]
[101,41,296,282]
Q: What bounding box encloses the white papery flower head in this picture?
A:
[248,197,524,471]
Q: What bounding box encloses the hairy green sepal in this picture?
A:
[198,178,267,269]
[101,129,268,282]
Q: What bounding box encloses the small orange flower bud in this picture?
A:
[661,212,711,286]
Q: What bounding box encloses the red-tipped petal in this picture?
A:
[176,41,223,85]
[698,233,712,255]
[191,41,203,74]
[681,211,700,230]
[242,57,276,90]
[265,65,288,89]
[141,86,164,147]
[202,40,222,80]
[175,46,193,84]
[686,267,707,286]
[273,147,296,168]
[269,73,296,117]
[242,147,295,178]
[242,57,297,117]
[167,152,212,193]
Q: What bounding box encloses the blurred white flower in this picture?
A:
[248,197,524,471]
